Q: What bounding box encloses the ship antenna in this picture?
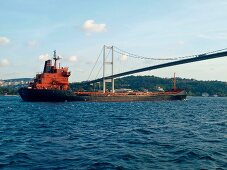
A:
[53,50,61,68]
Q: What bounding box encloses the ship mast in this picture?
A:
[173,72,177,91]
[53,50,61,68]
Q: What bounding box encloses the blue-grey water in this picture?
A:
[0,96,226,169]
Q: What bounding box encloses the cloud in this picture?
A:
[198,34,227,40]
[76,68,84,72]
[68,56,78,62]
[0,59,10,67]
[0,36,10,45]
[198,30,227,40]
[177,40,185,45]
[39,54,49,61]
[120,54,128,61]
[27,40,38,48]
[82,20,107,35]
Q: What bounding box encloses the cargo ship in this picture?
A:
[18,51,186,102]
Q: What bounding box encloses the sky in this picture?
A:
[0,0,227,82]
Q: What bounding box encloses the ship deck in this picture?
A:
[74,91,182,96]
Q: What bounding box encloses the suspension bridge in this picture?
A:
[85,45,227,92]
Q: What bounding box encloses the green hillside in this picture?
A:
[70,76,227,97]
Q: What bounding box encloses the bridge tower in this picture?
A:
[103,45,114,93]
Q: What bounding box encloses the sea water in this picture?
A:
[0,96,226,169]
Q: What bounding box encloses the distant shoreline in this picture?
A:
[0,95,19,96]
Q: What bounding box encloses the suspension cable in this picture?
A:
[94,47,112,79]
[87,48,103,81]
[95,65,103,79]
[113,46,227,61]
[113,46,176,60]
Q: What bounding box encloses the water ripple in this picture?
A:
[0,96,226,169]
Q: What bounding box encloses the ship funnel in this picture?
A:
[43,60,52,73]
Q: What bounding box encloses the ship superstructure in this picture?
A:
[29,51,70,90]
